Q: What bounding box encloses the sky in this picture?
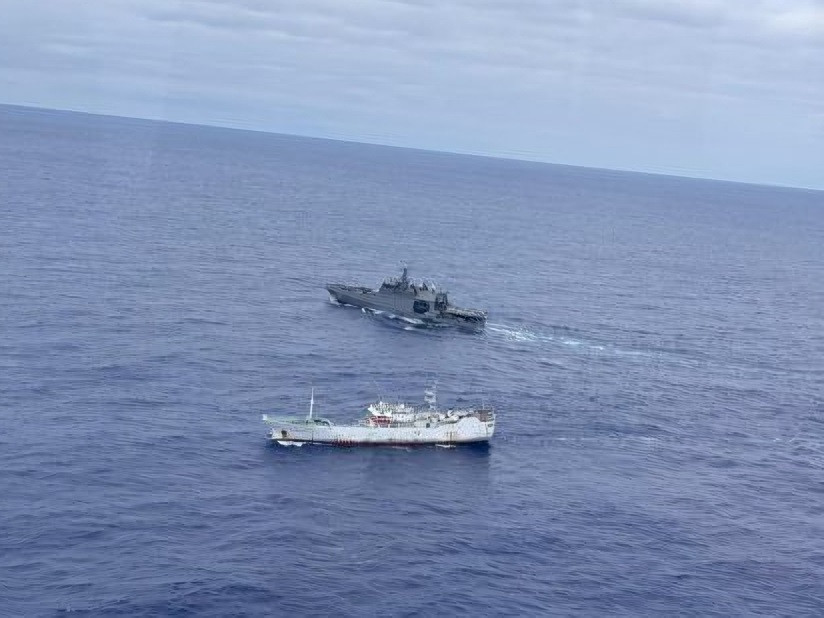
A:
[1,0,822,189]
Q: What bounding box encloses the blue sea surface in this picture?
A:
[1,104,823,616]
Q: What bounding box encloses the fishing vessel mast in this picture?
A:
[424,382,437,411]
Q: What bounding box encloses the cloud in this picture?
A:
[767,5,824,38]
[0,0,822,187]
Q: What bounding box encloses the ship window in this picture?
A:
[413,299,430,314]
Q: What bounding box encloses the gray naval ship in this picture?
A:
[326,266,487,328]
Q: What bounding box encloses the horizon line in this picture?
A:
[2,102,820,193]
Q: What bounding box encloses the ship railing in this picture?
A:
[446,306,486,317]
[262,415,336,427]
[358,419,421,428]
[475,409,495,422]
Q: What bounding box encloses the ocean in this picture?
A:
[1,104,822,616]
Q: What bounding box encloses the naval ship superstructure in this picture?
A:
[262,386,495,447]
[326,267,486,328]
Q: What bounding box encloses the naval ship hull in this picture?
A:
[264,415,494,447]
[327,284,486,328]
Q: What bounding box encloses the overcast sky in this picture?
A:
[1,0,822,188]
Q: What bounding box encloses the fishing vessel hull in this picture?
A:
[264,415,495,447]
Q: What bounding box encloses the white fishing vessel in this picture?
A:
[262,385,495,447]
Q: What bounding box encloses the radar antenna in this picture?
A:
[306,387,314,421]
